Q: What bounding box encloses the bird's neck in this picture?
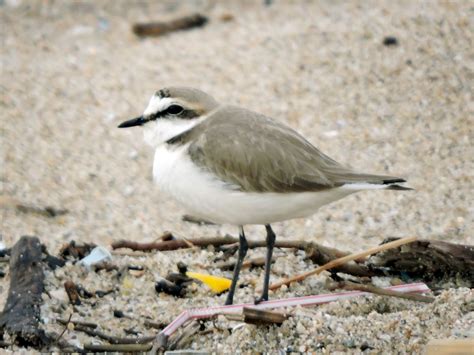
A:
[143,118,204,149]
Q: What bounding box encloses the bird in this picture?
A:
[118,87,411,305]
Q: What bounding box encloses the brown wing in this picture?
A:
[186,106,405,193]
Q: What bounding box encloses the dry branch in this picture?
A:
[112,235,375,278]
[0,236,51,347]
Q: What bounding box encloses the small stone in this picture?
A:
[383,36,398,46]
[113,309,125,318]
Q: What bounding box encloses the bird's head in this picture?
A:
[118,87,219,147]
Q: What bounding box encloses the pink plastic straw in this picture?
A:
[160,282,430,337]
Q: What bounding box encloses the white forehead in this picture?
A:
[143,95,173,116]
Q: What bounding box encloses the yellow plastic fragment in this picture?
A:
[186,271,232,293]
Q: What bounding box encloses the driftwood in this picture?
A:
[132,13,208,37]
[369,238,474,287]
[0,236,50,347]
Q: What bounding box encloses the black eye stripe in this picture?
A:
[166,105,184,115]
[148,107,199,120]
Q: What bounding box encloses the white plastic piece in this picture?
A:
[79,246,112,268]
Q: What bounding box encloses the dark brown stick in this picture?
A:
[328,281,434,303]
[84,343,152,352]
[0,236,51,347]
[111,235,344,255]
[225,308,288,325]
[72,324,155,345]
[57,318,98,329]
[132,13,208,37]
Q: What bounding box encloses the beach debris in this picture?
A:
[132,13,208,38]
[327,280,434,303]
[186,272,231,293]
[215,255,269,271]
[155,279,186,298]
[60,240,96,260]
[368,238,474,287]
[64,280,82,305]
[155,263,192,298]
[83,343,153,352]
[268,236,417,291]
[56,318,97,329]
[151,282,430,351]
[79,246,112,268]
[0,236,51,347]
[225,307,288,325]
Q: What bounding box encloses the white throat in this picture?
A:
[143,118,202,148]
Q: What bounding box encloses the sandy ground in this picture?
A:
[1,0,473,353]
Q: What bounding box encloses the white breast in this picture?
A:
[152,144,360,225]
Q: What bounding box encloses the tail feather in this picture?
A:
[385,184,413,191]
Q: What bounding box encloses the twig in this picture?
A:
[268,236,417,291]
[72,324,155,344]
[55,314,73,343]
[111,235,344,255]
[112,235,374,277]
[57,318,97,329]
[132,13,208,37]
[327,281,434,303]
[83,343,152,352]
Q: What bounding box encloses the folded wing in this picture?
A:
[186,106,406,193]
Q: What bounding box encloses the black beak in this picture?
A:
[118,116,146,128]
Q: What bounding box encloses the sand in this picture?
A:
[1,0,473,353]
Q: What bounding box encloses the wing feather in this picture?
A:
[185,106,404,193]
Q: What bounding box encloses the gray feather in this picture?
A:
[175,105,408,193]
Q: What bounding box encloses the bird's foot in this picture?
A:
[254,294,268,305]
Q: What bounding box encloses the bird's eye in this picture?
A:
[167,105,184,115]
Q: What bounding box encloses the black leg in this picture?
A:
[225,226,248,305]
[255,224,276,304]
